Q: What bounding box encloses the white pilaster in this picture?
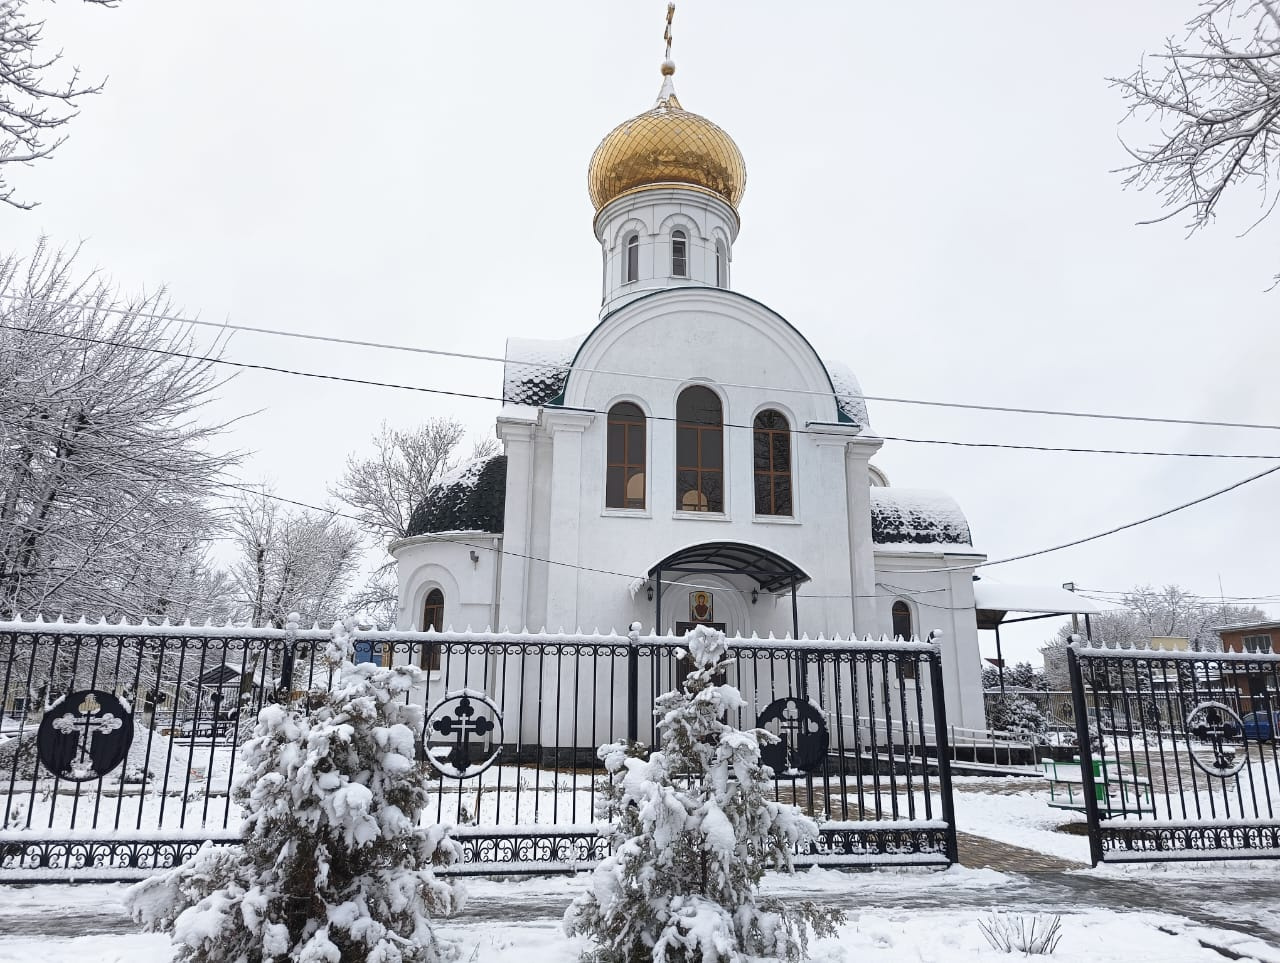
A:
[543,410,596,631]
[495,417,535,630]
[844,436,884,635]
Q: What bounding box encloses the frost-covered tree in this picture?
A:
[1115,1,1280,282]
[564,626,842,963]
[0,242,238,620]
[1,0,115,209]
[126,618,463,963]
[980,661,1048,691]
[986,694,1049,743]
[228,488,364,628]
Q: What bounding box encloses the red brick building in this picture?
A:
[1216,620,1279,707]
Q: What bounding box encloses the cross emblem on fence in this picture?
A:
[51,693,124,780]
[756,696,829,776]
[37,689,134,783]
[426,692,503,779]
[1186,701,1246,779]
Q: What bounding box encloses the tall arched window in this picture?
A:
[624,233,640,283]
[715,240,726,288]
[752,409,792,516]
[676,386,723,513]
[606,402,646,509]
[671,229,688,277]
[421,589,444,671]
[892,601,913,641]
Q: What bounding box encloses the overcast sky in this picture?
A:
[5,1,1278,662]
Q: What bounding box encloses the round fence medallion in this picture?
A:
[424,690,503,779]
[37,689,134,782]
[1185,701,1246,779]
[756,696,829,777]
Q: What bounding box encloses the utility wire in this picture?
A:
[891,463,1280,575]
[6,293,1280,433]
[4,321,1279,461]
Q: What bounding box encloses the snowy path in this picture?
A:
[2,867,1279,962]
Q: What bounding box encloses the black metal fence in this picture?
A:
[1068,645,1280,864]
[0,621,957,879]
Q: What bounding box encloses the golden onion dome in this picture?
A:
[588,65,746,212]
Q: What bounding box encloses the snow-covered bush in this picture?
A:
[986,694,1049,743]
[125,618,462,963]
[978,911,1063,955]
[564,625,843,962]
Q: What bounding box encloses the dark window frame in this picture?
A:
[606,402,647,510]
[752,409,793,517]
[421,589,444,671]
[624,233,640,283]
[676,386,724,514]
[671,229,688,277]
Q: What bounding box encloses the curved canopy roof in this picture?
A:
[648,541,810,594]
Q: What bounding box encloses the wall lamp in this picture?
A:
[751,589,759,605]
[646,583,655,602]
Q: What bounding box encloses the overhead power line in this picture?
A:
[893,462,1280,575]
[4,321,1280,462]
[6,293,1280,433]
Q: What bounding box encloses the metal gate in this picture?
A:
[1068,645,1280,864]
[0,620,957,880]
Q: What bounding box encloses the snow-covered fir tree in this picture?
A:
[564,625,842,962]
[125,617,462,963]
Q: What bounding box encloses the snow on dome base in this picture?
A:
[406,455,507,537]
[870,488,973,548]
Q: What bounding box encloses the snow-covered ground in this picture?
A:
[3,777,1280,961]
[1,869,1278,962]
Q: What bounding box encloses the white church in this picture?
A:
[390,29,997,730]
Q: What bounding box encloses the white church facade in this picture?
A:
[390,44,989,729]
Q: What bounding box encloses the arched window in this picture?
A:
[752,409,792,516]
[715,240,726,288]
[892,601,913,641]
[421,588,444,671]
[624,233,640,283]
[671,229,688,277]
[606,402,646,509]
[676,386,723,513]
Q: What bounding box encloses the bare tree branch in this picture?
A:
[0,0,114,209]
[1116,0,1280,282]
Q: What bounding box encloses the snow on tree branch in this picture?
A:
[0,241,239,622]
[564,626,842,962]
[0,0,116,209]
[1116,0,1280,280]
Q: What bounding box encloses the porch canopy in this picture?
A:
[648,541,811,637]
[973,581,1107,691]
[973,582,1106,631]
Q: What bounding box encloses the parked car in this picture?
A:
[1242,711,1280,742]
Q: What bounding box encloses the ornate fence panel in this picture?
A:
[0,621,957,880]
[1068,645,1280,865]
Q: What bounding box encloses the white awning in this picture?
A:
[972,582,1106,616]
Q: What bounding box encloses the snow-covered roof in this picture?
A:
[870,489,972,548]
[406,455,507,537]
[973,582,1106,616]
[502,335,585,407]
[825,360,870,429]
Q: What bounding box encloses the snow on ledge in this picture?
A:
[0,620,942,651]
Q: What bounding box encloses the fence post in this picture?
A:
[1067,646,1104,867]
[279,611,301,699]
[928,649,959,866]
[627,621,640,742]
